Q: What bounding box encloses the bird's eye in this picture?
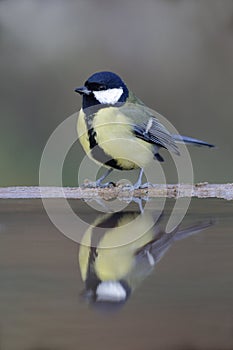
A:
[85,82,106,91]
[98,84,106,91]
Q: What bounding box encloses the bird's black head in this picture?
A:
[75,71,129,110]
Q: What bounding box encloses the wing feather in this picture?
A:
[119,103,180,155]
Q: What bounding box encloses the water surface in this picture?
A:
[0,198,233,350]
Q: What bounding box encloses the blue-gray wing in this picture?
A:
[119,103,180,155]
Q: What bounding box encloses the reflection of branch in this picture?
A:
[0,183,232,199]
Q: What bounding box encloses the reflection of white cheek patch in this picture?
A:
[96,281,127,302]
[93,87,123,104]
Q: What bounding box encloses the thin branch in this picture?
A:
[0,183,232,200]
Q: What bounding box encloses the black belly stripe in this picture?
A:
[85,212,130,294]
[87,127,124,170]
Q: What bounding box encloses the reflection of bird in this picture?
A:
[75,71,214,188]
[78,211,213,305]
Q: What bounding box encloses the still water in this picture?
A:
[0,198,233,350]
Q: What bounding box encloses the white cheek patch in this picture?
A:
[93,87,124,105]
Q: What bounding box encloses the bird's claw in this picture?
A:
[138,182,153,189]
[81,180,116,188]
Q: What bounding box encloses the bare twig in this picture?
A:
[0,183,232,200]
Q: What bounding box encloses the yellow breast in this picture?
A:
[79,213,155,283]
[77,109,91,155]
[77,107,154,170]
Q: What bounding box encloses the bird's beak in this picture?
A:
[75,86,91,95]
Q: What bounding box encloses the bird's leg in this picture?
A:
[133,168,144,189]
[133,168,153,189]
[131,197,144,213]
[95,168,114,187]
[82,168,114,188]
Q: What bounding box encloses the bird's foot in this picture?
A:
[138,182,154,189]
[132,182,153,190]
[81,168,114,188]
[81,179,116,188]
[116,181,153,190]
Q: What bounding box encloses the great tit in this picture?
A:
[78,210,213,306]
[75,71,214,188]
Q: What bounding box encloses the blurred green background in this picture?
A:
[0,0,232,186]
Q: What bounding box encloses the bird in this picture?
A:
[75,71,214,188]
[78,210,214,305]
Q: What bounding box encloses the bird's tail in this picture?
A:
[173,134,215,148]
